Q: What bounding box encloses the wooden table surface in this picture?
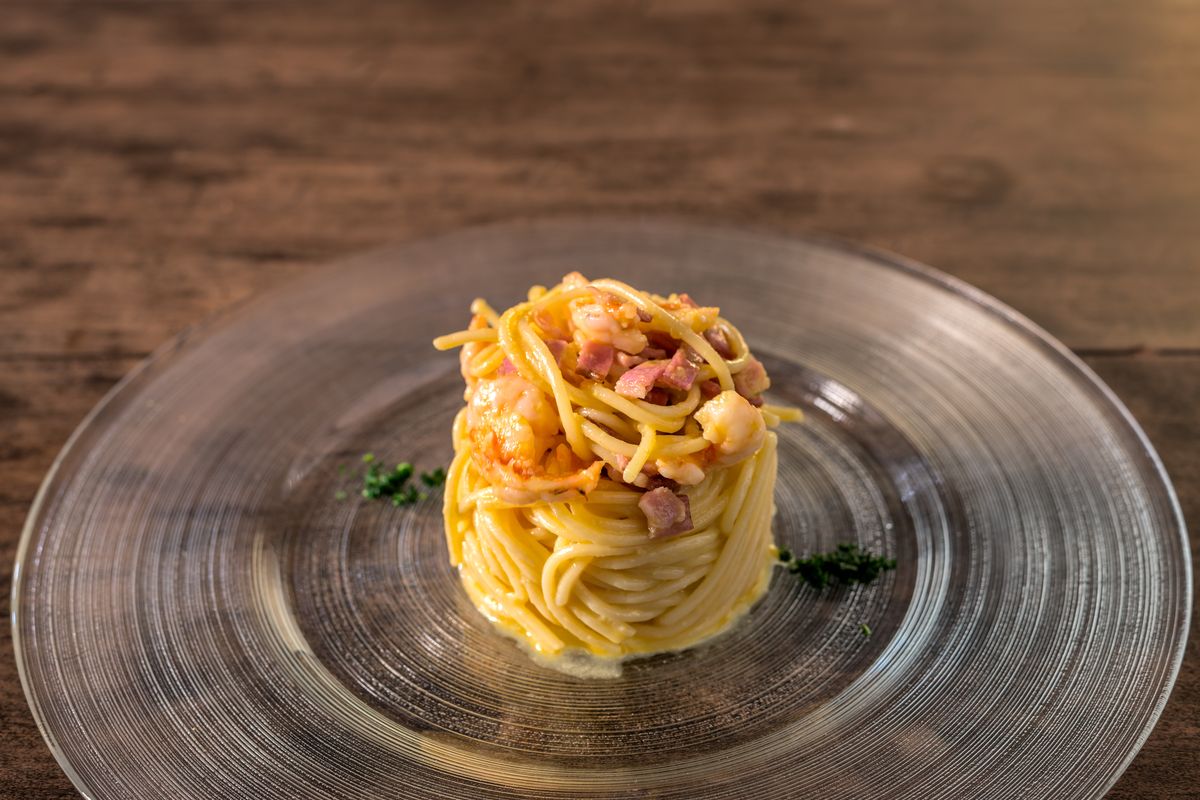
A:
[1,2,1196,797]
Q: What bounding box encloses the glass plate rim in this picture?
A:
[11,217,1192,800]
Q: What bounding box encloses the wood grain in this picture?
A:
[0,2,1195,797]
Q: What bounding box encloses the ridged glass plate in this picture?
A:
[14,220,1190,799]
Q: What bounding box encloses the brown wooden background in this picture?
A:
[1,2,1196,797]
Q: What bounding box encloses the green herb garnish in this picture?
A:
[778,543,897,590]
[362,461,415,500]
[334,489,348,501]
[420,467,447,487]
[859,622,872,637]
[351,457,447,507]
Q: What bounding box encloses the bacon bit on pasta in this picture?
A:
[638,487,694,539]
[733,357,770,401]
[615,351,645,369]
[644,388,671,405]
[545,338,568,365]
[645,330,679,356]
[614,361,667,399]
[704,326,735,359]
[659,347,700,391]
[576,340,614,380]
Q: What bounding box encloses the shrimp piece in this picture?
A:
[694,390,766,466]
[467,374,601,501]
[656,458,706,486]
[569,292,648,355]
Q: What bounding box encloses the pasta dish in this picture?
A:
[433,272,800,662]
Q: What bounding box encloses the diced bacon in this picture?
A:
[498,358,517,375]
[733,357,771,399]
[641,347,668,360]
[545,338,568,365]
[576,340,614,380]
[616,351,645,369]
[646,331,679,355]
[659,347,700,391]
[614,454,631,470]
[638,487,694,539]
[636,308,652,323]
[677,293,698,308]
[704,326,735,359]
[614,361,667,399]
[699,379,721,399]
[644,388,670,405]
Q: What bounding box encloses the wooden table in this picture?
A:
[1,2,1196,797]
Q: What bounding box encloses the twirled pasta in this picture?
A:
[433,273,800,660]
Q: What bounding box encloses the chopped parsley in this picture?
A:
[362,461,422,505]
[777,543,897,590]
[858,622,872,637]
[343,455,447,507]
[420,467,447,487]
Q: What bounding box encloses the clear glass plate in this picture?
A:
[13,220,1190,799]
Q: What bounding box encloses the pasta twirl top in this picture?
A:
[434,272,797,520]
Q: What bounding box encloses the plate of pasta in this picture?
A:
[14,220,1189,799]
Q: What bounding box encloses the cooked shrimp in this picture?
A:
[656,457,706,485]
[569,295,648,355]
[467,374,601,500]
[694,390,766,466]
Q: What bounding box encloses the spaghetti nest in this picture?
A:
[433,273,800,659]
